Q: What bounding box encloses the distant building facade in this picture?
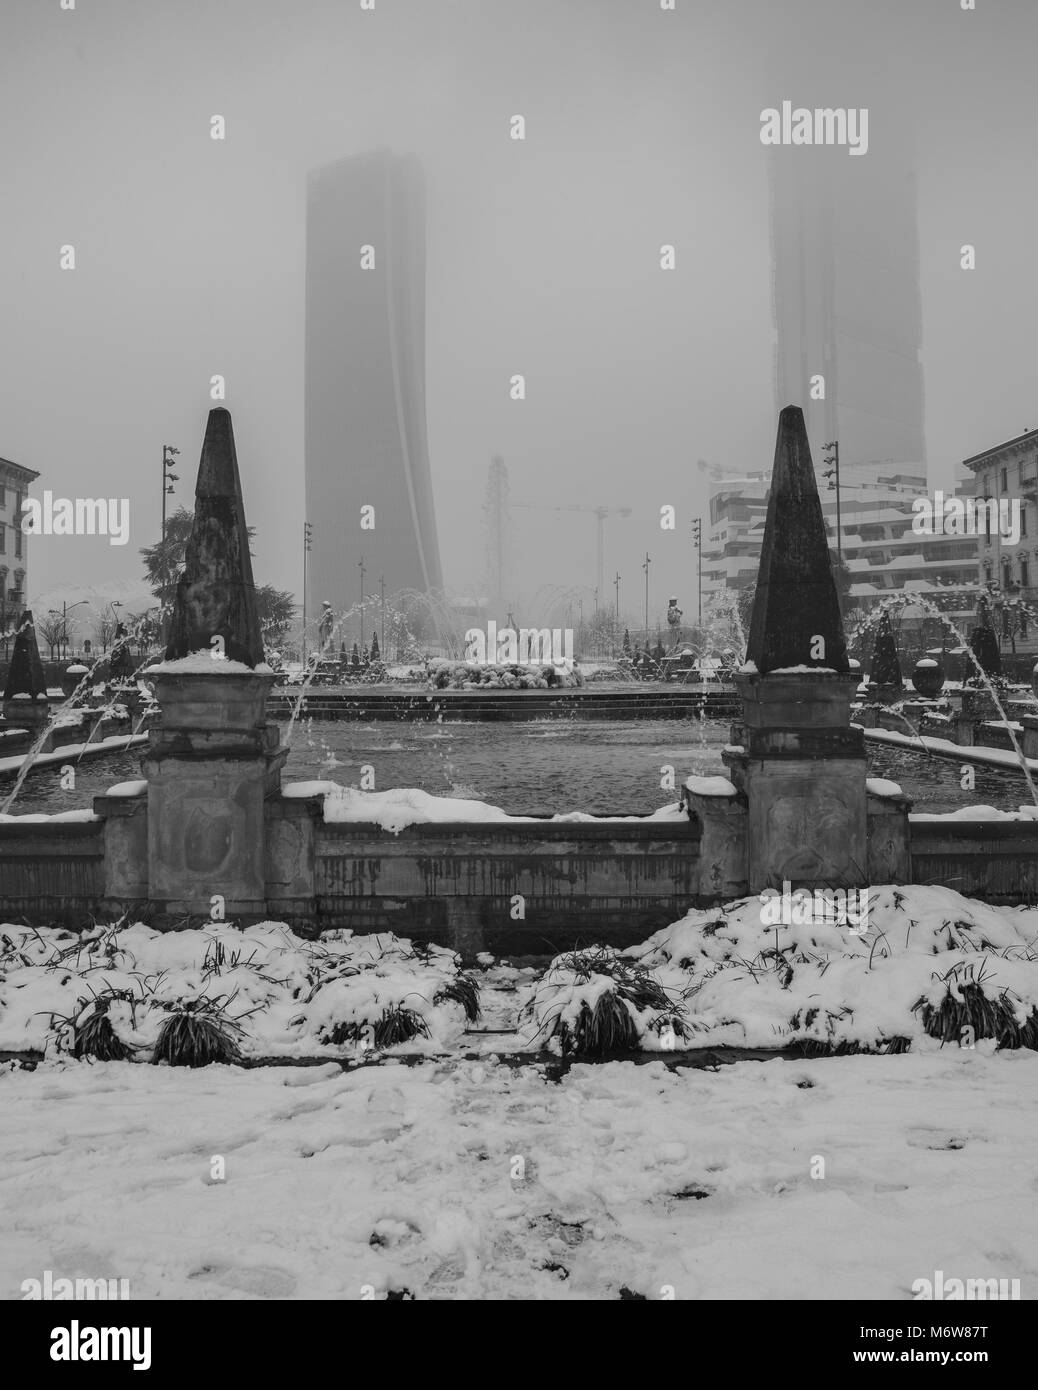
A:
[702,462,977,627]
[0,456,39,639]
[305,150,444,624]
[962,426,1038,603]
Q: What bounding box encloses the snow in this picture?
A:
[0,733,148,778]
[866,777,904,799]
[0,923,477,1058]
[145,654,273,675]
[104,780,148,797]
[861,725,1038,773]
[684,775,738,797]
[282,783,687,831]
[912,805,1038,823]
[769,665,838,674]
[0,809,98,824]
[917,659,939,669]
[3,889,1038,1298]
[739,661,758,674]
[1,1046,1036,1299]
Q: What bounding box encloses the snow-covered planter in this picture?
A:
[0,922,481,1061]
[426,660,580,691]
[629,886,1038,1054]
[523,947,689,1056]
[298,938,480,1052]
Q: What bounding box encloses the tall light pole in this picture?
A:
[823,440,841,566]
[691,517,703,625]
[358,557,366,650]
[643,552,651,643]
[302,521,313,664]
[380,575,385,654]
[161,445,180,543]
[49,599,87,657]
[613,571,620,621]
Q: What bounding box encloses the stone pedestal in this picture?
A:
[2,695,50,731]
[142,669,287,917]
[723,670,867,892]
[682,776,747,901]
[866,780,912,883]
[1021,714,1038,762]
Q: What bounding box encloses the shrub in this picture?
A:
[527,947,688,1057]
[151,995,245,1067]
[433,973,482,1023]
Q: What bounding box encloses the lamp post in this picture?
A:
[691,517,703,625]
[613,572,621,658]
[358,557,366,650]
[823,440,841,567]
[302,521,313,663]
[642,552,651,645]
[380,574,385,654]
[161,445,180,543]
[49,599,87,658]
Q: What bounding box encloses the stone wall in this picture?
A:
[2,803,1037,950]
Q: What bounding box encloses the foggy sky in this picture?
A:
[2,0,1036,625]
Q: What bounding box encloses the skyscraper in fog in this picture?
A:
[305,150,444,621]
[769,131,927,479]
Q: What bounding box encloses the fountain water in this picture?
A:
[849,591,1038,809]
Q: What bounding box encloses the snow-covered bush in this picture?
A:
[426,660,582,691]
[629,886,1038,1054]
[523,947,689,1056]
[0,922,481,1061]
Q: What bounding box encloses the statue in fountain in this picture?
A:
[109,621,134,682]
[319,601,334,652]
[970,587,1002,679]
[868,612,903,698]
[666,597,683,648]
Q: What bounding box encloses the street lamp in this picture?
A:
[49,599,88,657]
[691,517,703,625]
[302,521,313,663]
[358,557,366,650]
[642,552,652,644]
[822,440,841,567]
[161,445,180,544]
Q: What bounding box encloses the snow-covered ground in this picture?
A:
[2,1048,1036,1300]
[3,885,1038,1300]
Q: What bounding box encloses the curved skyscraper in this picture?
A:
[305,150,444,619]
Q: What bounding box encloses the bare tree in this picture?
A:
[36,613,66,660]
[93,605,119,653]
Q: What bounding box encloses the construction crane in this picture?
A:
[512,501,633,598]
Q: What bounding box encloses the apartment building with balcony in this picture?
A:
[962,427,1038,601]
[0,456,39,639]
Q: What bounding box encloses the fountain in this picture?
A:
[8,402,1038,947]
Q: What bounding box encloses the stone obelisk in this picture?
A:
[723,406,867,892]
[2,611,50,730]
[142,407,286,919]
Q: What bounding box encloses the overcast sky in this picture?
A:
[2,0,1036,623]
